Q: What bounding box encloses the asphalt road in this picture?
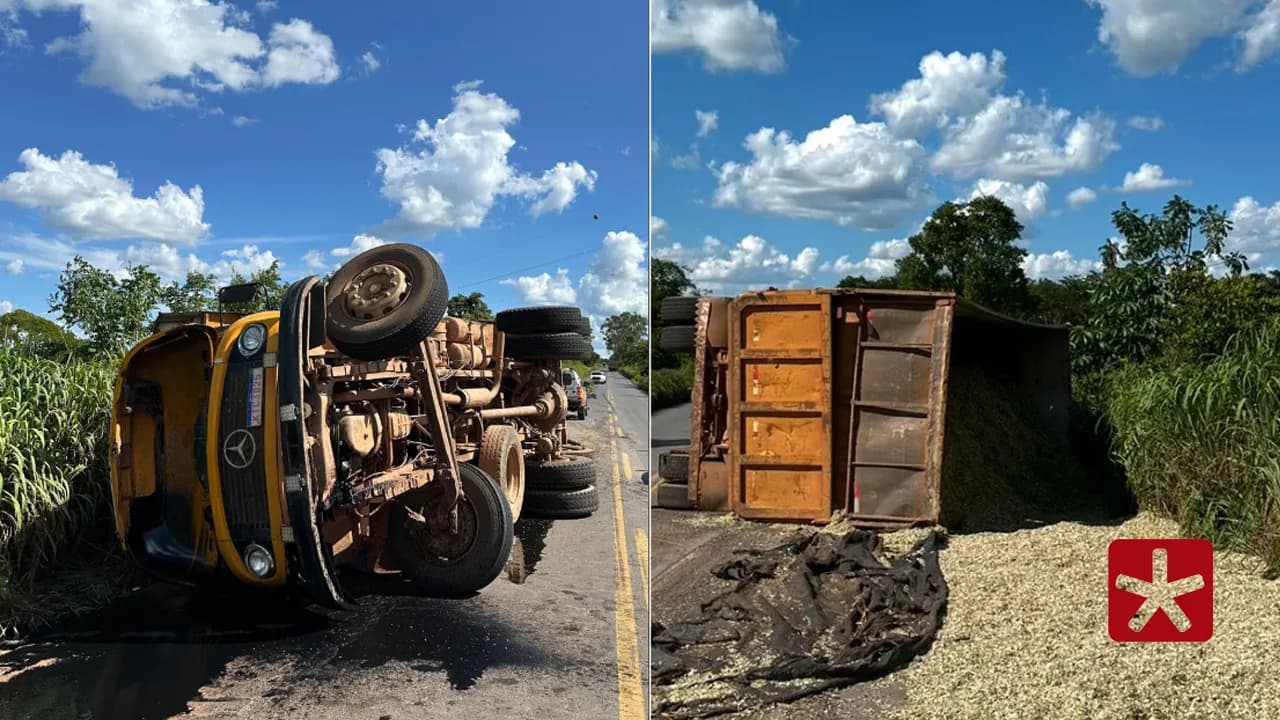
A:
[0,371,650,720]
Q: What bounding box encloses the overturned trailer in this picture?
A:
[654,288,1070,526]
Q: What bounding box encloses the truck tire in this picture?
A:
[495,306,583,334]
[526,455,596,491]
[654,480,692,509]
[505,332,594,361]
[660,325,696,352]
[661,296,698,325]
[325,243,448,361]
[522,485,599,519]
[659,450,690,481]
[389,463,514,597]
[574,316,592,336]
[478,425,525,522]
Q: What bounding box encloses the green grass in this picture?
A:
[1105,319,1280,575]
[0,348,135,637]
[650,364,694,411]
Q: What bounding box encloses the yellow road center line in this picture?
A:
[610,437,644,719]
[634,527,649,606]
[621,451,632,481]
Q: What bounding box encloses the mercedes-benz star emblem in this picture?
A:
[223,429,256,469]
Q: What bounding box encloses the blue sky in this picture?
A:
[0,0,648,350]
[652,0,1280,291]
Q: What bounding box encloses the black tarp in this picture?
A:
[653,529,948,718]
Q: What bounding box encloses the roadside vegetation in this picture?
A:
[649,258,697,410]
[602,311,648,391]
[0,259,286,636]
[837,193,1280,572]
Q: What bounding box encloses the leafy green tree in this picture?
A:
[0,308,84,359]
[1073,196,1247,375]
[225,261,287,313]
[447,292,494,320]
[651,257,695,370]
[836,274,899,290]
[163,270,218,312]
[895,196,1032,316]
[603,311,647,369]
[1028,277,1092,326]
[49,257,165,357]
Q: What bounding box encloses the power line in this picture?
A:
[452,246,599,290]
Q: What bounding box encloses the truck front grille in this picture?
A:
[218,357,271,547]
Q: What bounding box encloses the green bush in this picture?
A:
[1105,320,1280,575]
[0,348,132,636]
[619,364,647,392]
[650,365,693,410]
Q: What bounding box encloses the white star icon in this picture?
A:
[1115,547,1205,632]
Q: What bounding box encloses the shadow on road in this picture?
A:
[0,565,558,719]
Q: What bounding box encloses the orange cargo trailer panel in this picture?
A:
[728,292,833,522]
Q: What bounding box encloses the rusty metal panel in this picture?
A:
[923,301,955,521]
[854,410,929,466]
[859,347,932,406]
[844,298,949,524]
[729,291,832,522]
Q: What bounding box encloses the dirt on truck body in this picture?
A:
[110,243,599,608]
[654,287,1071,527]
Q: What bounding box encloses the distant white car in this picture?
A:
[590,370,606,384]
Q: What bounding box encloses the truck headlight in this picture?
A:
[244,543,274,577]
[238,323,266,356]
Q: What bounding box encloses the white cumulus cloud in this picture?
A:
[967,178,1049,223]
[651,0,785,73]
[1085,0,1280,74]
[1119,163,1190,192]
[713,116,931,230]
[0,148,209,243]
[820,238,911,279]
[6,258,23,275]
[1023,250,1099,280]
[501,268,577,305]
[655,234,820,290]
[870,50,1117,182]
[3,0,339,108]
[1068,186,1099,209]
[0,301,12,314]
[375,81,596,236]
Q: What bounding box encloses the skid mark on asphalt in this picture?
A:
[609,434,644,719]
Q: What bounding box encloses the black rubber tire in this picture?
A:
[495,306,583,334]
[574,316,592,337]
[388,463,514,598]
[526,456,596,491]
[659,451,690,481]
[505,332,594,361]
[325,243,448,361]
[654,480,692,509]
[660,325,696,352]
[661,296,698,325]
[522,484,599,519]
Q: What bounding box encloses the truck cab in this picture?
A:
[110,244,598,606]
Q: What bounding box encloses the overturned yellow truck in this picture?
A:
[110,244,598,607]
[653,288,1072,527]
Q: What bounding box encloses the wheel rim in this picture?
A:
[408,497,479,565]
[343,262,412,320]
[503,444,522,506]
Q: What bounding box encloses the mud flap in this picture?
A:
[279,276,355,610]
